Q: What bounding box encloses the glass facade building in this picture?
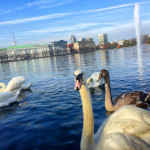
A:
[98,34,108,47]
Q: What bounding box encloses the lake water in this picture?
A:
[0,45,150,150]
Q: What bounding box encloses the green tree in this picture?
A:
[123,40,130,47]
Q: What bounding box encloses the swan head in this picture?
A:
[74,70,87,91]
[97,69,109,83]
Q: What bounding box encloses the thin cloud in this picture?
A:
[26,0,58,7]
[80,1,150,14]
[0,12,72,25]
[27,0,75,9]
[21,22,136,45]
[0,0,73,16]
[84,3,135,13]
[0,7,23,15]
[23,22,110,35]
[38,0,75,9]
[0,1,150,25]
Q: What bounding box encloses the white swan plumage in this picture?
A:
[0,91,20,107]
[97,105,150,150]
[21,82,33,90]
[87,72,104,88]
[0,76,32,92]
[74,70,150,150]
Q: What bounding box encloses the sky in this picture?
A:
[1,0,150,48]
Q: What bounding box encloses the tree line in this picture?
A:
[96,34,150,50]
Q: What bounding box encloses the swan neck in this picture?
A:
[79,83,95,150]
[0,83,7,92]
[104,76,115,111]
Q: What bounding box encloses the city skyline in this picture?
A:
[1,0,150,47]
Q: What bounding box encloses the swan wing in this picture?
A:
[98,132,150,150]
[0,91,20,107]
[94,117,109,145]
[5,76,26,92]
[112,91,148,105]
[87,72,103,88]
[97,105,150,149]
[21,82,33,90]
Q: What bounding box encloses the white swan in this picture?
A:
[0,76,32,92]
[0,91,20,107]
[97,105,150,150]
[87,72,104,88]
[74,70,150,150]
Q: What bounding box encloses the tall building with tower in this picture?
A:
[71,35,76,43]
[98,33,108,47]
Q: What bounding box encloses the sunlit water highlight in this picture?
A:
[0,46,150,149]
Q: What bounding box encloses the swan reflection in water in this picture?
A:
[89,84,105,96]
[89,85,113,117]
[0,101,19,117]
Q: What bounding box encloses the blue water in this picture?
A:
[0,46,150,150]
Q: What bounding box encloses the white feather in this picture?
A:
[0,76,33,92]
[97,105,150,150]
[0,91,20,107]
[21,82,33,90]
[5,76,26,92]
[87,72,104,88]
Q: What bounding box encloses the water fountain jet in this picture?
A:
[134,3,142,46]
[134,3,143,79]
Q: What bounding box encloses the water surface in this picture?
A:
[0,45,150,150]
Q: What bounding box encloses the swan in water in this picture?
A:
[74,70,150,150]
[87,72,104,88]
[97,69,150,111]
[0,76,33,92]
[0,91,20,107]
[21,82,33,91]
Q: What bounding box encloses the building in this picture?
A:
[67,43,73,53]
[50,40,67,49]
[7,45,50,60]
[49,40,70,55]
[0,50,8,62]
[98,33,108,47]
[73,38,96,52]
[71,35,76,43]
[86,38,94,41]
[79,38,86,42]
[118,40,124,46]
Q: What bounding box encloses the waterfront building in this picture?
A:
[67,43,73,53]
[73,38,96,52]
[86,38,94,41]
[79,38,86,42]
[7,45,50,61]
[0,38,96,63]
[0,50,8,62]
[49,40,70,55]
[50,40,67,49]
[71,35,76,43]
[98,33,108,47]
[118,40,124,46]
